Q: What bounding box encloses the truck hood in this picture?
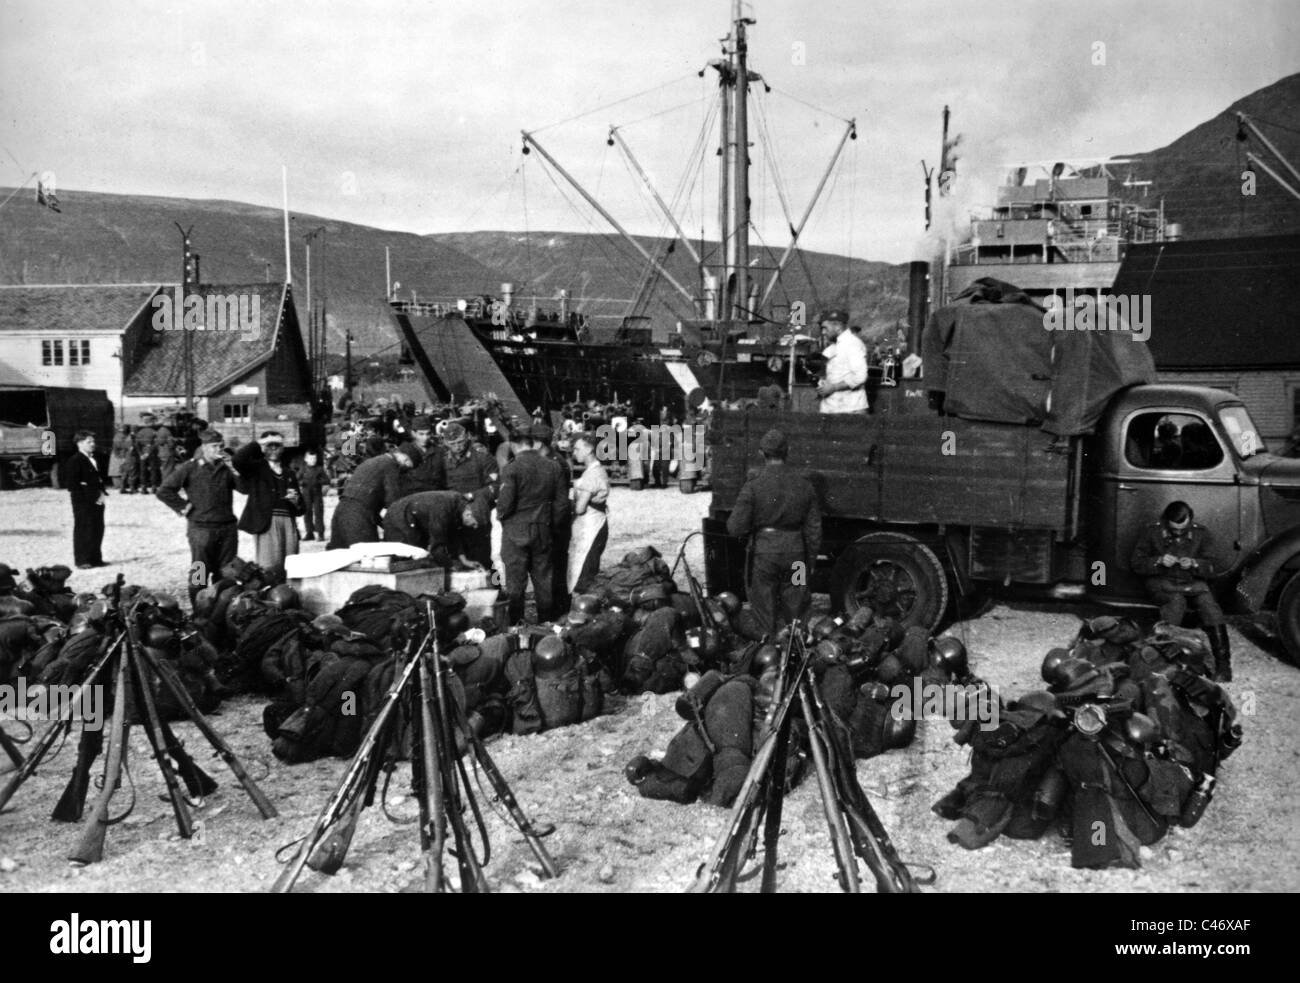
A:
[1242,454,1300,487]
[1243,454,1300,537]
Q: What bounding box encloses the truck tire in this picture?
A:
[830,533,950,633]
[1274,570,1300,667]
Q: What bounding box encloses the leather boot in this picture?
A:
[1208,624,1232,682]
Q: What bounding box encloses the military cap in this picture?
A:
[531,423,554,444]
[819,308,849,325]
[411,415,433,431]
[198,429,224,444]
[441,421,468,443]
[758,428,788,458]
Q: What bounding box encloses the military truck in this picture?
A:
[0,386,114,489]
[703,378,1300,667]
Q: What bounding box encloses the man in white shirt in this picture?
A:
[816,309,869,413]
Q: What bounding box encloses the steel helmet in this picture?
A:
[813,638,844,668]
[152,592,181,613]
[882,712,917,750]
[751,643,781,674]
[311,613,348,635]
[714,591,742,618]
[930,636,969,678]
[1049,657,1102,695]
[1040,648,1073,688]
[264,584,300,611]
[875,617,905,650]
[531,633,575,677]
[1123,711,1161,749]
[567,594,602,625]
[704,597,730,627]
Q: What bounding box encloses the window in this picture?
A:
[222,403,251,424]
[1124,412,1225,470]
[68,339,91,366]
[1219,405,1265,458]
[41,339,64,366]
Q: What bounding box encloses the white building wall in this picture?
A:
[0,331,124,403]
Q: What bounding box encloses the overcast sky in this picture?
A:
[2,0,1296,263]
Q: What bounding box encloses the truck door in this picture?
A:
[1094,408,1242,598]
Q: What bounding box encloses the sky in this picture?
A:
[1,0,1297,263]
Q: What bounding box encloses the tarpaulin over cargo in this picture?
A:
[922,278,1156,436]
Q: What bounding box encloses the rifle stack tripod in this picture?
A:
[0,574,278,864]
[690,620,932,893]
[272,598,560,893]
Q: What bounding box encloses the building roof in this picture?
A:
[124,283,293,396]
[1110,233,1300,370]
[0,284,160,333]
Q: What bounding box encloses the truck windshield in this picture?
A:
[1219,405,1264,457]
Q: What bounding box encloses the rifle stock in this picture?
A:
[417,654,447,892]
[0,725,24,769]
[68,645,129,865]
[51,726,102,822]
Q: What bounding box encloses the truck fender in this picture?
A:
[1233,527,1300,613]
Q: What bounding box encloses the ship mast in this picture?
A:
[713,0,757,323]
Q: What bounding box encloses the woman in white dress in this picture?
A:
[567,432,610,593]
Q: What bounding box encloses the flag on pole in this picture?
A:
[36,180,61,212]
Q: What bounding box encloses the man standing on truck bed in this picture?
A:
[815,309,868,414]
[1130,500,1232,682]
[725,428,822,635]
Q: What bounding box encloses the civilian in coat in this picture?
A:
[61,430,107,569]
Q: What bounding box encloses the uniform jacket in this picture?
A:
[62,452,106,507]
[340,454,405,518]
[398,441,448,498]
[497,450,567,537]
[445,447,498,496]
[233,442,303,535]
[157,457,241,526]
[1130,522,1218,583]
[726,461,822,557]
[381,491,464,554]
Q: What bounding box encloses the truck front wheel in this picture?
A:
[830,534,950,633]
[1273,570,1300,667]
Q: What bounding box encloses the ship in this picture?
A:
[389,2,856,424]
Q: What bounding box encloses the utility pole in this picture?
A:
[174,222,195,412]
[344,330,355,406]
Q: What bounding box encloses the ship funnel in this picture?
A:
[703,274,719,322]
[500,282,514,307]
[1163,223,1183,242]
[907,261,930,357]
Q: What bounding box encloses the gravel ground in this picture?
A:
[1,485,1297,893]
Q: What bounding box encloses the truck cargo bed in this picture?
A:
[709,407,1072,532]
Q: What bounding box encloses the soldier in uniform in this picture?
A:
[497,424,568,624]
[135,412,160,493]
[725,428,822,636]
[398,415,447,497]
[442,421,499,568]
[157,429,242,609]
[327,446,415,549]
[1130,500,1231,681]
[532,423,574,616]
[382,489,488,567]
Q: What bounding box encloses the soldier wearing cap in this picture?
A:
[134,412,161,493]
[531,421,575,613]
[497,423,569,624]
[398,414,447,497]
[816,309,868,414]
[157,429,243,608]
[232,430,303,579]
[725,428,822,635]
[327,446,415,549]
[442,420,499,568]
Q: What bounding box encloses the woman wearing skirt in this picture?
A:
[568,432,610,593]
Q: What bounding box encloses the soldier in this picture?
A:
[232,431,303,580]
[815,309,868,414]
[1130,500,1231,681]
[497,424,568,624]
[532,422,574,615]
[135,412,160,493]
[108,423,132,490]
[327,446,415,549]
[725,428,822,636]
[442,421,499,568]
[382,489,488,568]
[398,415,447,497]
[62,430,107,569]
[155,419,178,483]
[157,429,242,609]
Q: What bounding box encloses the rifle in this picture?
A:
[137,646,277,820]
[126,632,193,839]
[0,723,25,770]
[68,639,130,865]
[51,727,103,822]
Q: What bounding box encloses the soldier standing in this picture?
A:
[442,421,499,568]
[532,422,574,616]
[1130,500,1232,681]
[725,428,822,635]
[497,424,568,624]
[398,415,447,497]
[157,429,241,608]
[135,412,160,493]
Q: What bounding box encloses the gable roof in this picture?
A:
[0,284,160,333]
[124,283,294,396]
[1110,234,1300,370]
